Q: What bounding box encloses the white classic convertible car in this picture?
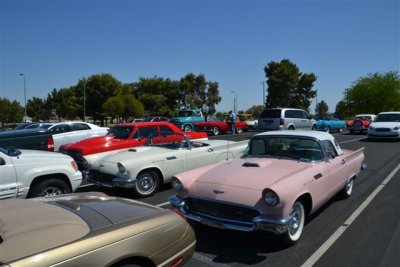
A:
[88,132,248,197]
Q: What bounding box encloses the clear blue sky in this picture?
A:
[1,0,399,114]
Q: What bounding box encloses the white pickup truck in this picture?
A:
[0,147,83,199]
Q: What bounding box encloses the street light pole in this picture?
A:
[20,74,27,122]
[230,90,237,113]
[83,81,86,122]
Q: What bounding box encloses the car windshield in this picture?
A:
[242,136,324,162]
[259,109,281,118]
[0,147,21,156]
[374,113,400,122]
[144,131,189,149]
[106,126,135,139]
[178,110,194,117]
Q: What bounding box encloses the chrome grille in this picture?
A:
[186,198,260,222]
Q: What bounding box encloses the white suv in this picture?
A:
[258,108,317,131]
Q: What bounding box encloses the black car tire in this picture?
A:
[28,178,70,198]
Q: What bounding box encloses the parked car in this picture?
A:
[170,109,205,132]
[257,108,317,131]
[367,111,400,140]
[194,117,248,135]
[127,118,143,123]
[142,116,169,122]
[0,147,82,199]
[316,117,346,132]
[27,121,110,151]
[0,128,54,151]
[59,122,208,172]
[245,119,258,129]
[169,130,366,245]
[346,114,376,134]
[88,132,248,197]
[0,192,196,267]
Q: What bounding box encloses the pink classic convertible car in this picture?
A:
[169,131,366,245]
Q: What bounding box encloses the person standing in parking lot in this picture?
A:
[229,110,236,134]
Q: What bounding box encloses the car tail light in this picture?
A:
[47,136,54,152]
[280,119,284,126]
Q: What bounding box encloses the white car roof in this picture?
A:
[255,130,335,142]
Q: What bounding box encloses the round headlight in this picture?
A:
[263,189,280,207]
[172,179,183,191]
[117,162,126,174]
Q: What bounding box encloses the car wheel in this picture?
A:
[184,124,192,132]
[236,128,243,134]
[212,126,220,135]
[28,178,70,198]
[311,125,317,130]
[337,128,343,133]
[282,201,305,245]
[349,129,354,134]
[288,126,295,130]
[325,126,331,132]
[340,177,354,198]
[134,171,160,197]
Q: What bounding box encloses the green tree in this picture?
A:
[84,74,122,125]
[264,59,317,110]
[102,96,125,123]
[45,88,78,121]
[179,73,221,112]
[344,71,400,115]
[135,76,175,116]
[0,98,23,128]
[315,100,329,118]
[103,95,145,123]
[245,105,264,118]
[27,97,46,121]
[334,100,352,119]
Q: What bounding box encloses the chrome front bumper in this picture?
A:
[85,171,136,189]
[169,195,293,235]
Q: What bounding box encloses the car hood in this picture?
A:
[185,157,310,192]
[10,149,73,164]
[370,122,400,128]
[61,136,135,154]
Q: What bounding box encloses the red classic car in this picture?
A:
[346,114,376,134]
[59,122,208,171]
[194,118,248,135]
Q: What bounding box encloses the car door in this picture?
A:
[323,140,351,195]
[0,152,18,199]
[68,123,93,143]
[50,123,72,151]
[298,110,312,129]
[184,143,218,171]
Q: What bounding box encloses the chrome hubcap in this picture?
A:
[39,186,63,197]
[137,175,155,194]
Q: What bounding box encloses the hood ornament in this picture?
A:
[213,189,224,194]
